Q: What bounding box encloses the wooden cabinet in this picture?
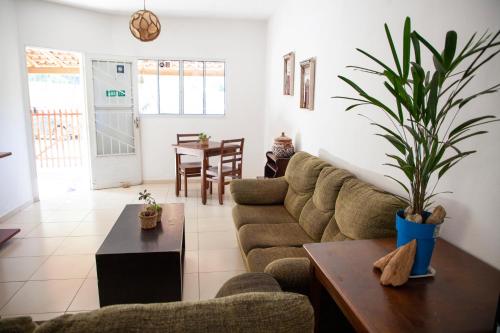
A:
[264,151,291,178]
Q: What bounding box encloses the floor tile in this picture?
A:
[0,223,40,238]
[26,223,79,238]
[0,238,64,257]
[54,236,105,255]
[198,249,245,272]
[199,271,244,300]
[82,209,122,224]
[198,231,238,250]
[1,312,65,321]
[184,217,197,233]
[182,273,199,302]
[40,210,90,223]
[68,278,99,312]
[2,210,43,225]
[0,282,24,309]
[184,251,198,273]
[31,255,94,280]
[197,216,234,232]
[86,265,97,278]
[0,279,84,315]
[185,232,198,251]
[0,257,47,282]
[70,222,114,236]
[198,204,233,218]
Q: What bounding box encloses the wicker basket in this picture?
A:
[139,211,158,230]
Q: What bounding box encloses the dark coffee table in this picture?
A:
[96,203,185,307]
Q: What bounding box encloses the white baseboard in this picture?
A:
[0,199,34,223]
[143,179,201,184]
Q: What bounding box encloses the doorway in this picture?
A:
[25,46,90,198]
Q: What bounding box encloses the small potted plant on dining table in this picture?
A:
[198,133,211,145]
[138,189,162,229]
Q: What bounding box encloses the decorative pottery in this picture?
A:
[199,139,209,146]
[396,210,440,275]
[272,132,295,158]
[139,211,158,230]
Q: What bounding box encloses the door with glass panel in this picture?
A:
[85,57,142,189]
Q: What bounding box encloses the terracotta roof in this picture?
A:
[26,47,80,74]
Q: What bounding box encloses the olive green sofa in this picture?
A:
[0,273,314,333]
[230,152,404,293]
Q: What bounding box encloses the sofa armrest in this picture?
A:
[230,177,289,205]
[264,258,311,295]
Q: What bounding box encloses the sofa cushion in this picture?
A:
[247,247,308,272]
[299,167,354,241]
[239,223,313,254]
[284,152,329,220]
[320,216,352,242]
[215,272,281,298]
[335,178,405,239]
[230,177,289,205]
[32,293,314,333]
[232,205,296,230]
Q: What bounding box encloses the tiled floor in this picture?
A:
[0,182,245,320]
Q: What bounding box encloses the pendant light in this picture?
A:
[129,0,161,42]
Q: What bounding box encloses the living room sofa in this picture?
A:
[0,273,313,333]
[230,152,404,293]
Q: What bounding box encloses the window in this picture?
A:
[138,59,225,115]
[137,60,158,114]
[159,60,180,114]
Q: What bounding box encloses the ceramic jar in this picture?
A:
[272,132,295,158]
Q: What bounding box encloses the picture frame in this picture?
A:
[283,52,295,96]
[299,58,316,110]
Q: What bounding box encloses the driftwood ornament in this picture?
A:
[427,205,446,225]
[374,239,417,287]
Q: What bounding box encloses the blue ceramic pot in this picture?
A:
[395,210,439,275]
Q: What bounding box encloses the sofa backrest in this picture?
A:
[30,293,314,333]
[321,178,405,242]
[284,152,329,220]
[299,166,354,241]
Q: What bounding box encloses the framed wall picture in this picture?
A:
[299,58,316,110]
[283,52,295,96]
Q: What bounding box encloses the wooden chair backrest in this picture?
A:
[177,133,200,144]
[218,138,244,177]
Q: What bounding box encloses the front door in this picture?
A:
[85,56,142,189]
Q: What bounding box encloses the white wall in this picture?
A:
[14,0,267,181]
[265,0,500,268]
[0,0,34,218]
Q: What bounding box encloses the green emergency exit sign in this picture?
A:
[106,90,126,97]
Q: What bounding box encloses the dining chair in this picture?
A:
[176,133,202,197]
[206,138,244,205]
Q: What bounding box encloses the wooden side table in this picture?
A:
[264,151,291,178]
[304,238,500,333]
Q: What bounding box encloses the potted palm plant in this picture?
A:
[138,189,161,229]
[335,17,500,275]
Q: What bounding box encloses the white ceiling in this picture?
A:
[44,0,284,19]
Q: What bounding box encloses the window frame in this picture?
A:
[137,58,226,117]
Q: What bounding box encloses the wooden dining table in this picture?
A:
[172,141,236,205]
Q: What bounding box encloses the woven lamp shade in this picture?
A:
[129,10,161,42]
